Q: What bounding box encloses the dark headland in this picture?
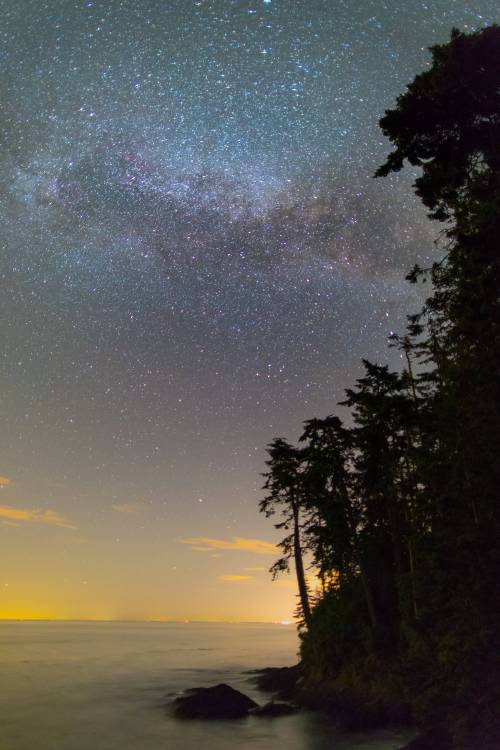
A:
[252,26,500,750]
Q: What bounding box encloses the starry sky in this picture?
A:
[1,0,498,622]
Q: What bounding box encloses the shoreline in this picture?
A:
[253,665,423,750]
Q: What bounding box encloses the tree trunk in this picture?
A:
[403,340,418,402]
[401,453,419,622]
[408,538,419,620]
[292,501,312,628]
[388,495,407,622]
[342,489,378,631]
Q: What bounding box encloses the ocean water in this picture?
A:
[0,621,410,750]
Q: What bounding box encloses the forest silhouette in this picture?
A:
[260,26,500,750]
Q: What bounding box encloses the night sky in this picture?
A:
[1,0,498,622]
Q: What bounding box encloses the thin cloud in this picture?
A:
[112,503,141,514]
[181,536,278,555]
[219,574,253,582]
[0,505,76,529]
[0,476,12,487]
[244,566,266,572]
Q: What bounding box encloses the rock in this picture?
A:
[251,700,298,717]
[295,676,412,731]
[398,730,452,750]
[174,683,258,719]
[251,664,302,699]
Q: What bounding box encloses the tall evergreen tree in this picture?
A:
[299,415,378,631]
[260,438,312,628]
[342,361,420,634]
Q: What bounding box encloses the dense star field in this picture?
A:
[1,0,498,621]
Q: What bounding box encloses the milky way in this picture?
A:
[1,1,498,620]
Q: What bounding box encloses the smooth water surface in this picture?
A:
[0,622,410,750]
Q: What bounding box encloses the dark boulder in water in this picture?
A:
[174,683,258,719]
[250,700,298,717]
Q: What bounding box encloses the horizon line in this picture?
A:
[0,617,294,625]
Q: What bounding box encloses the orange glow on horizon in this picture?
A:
[1,526,298,622]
